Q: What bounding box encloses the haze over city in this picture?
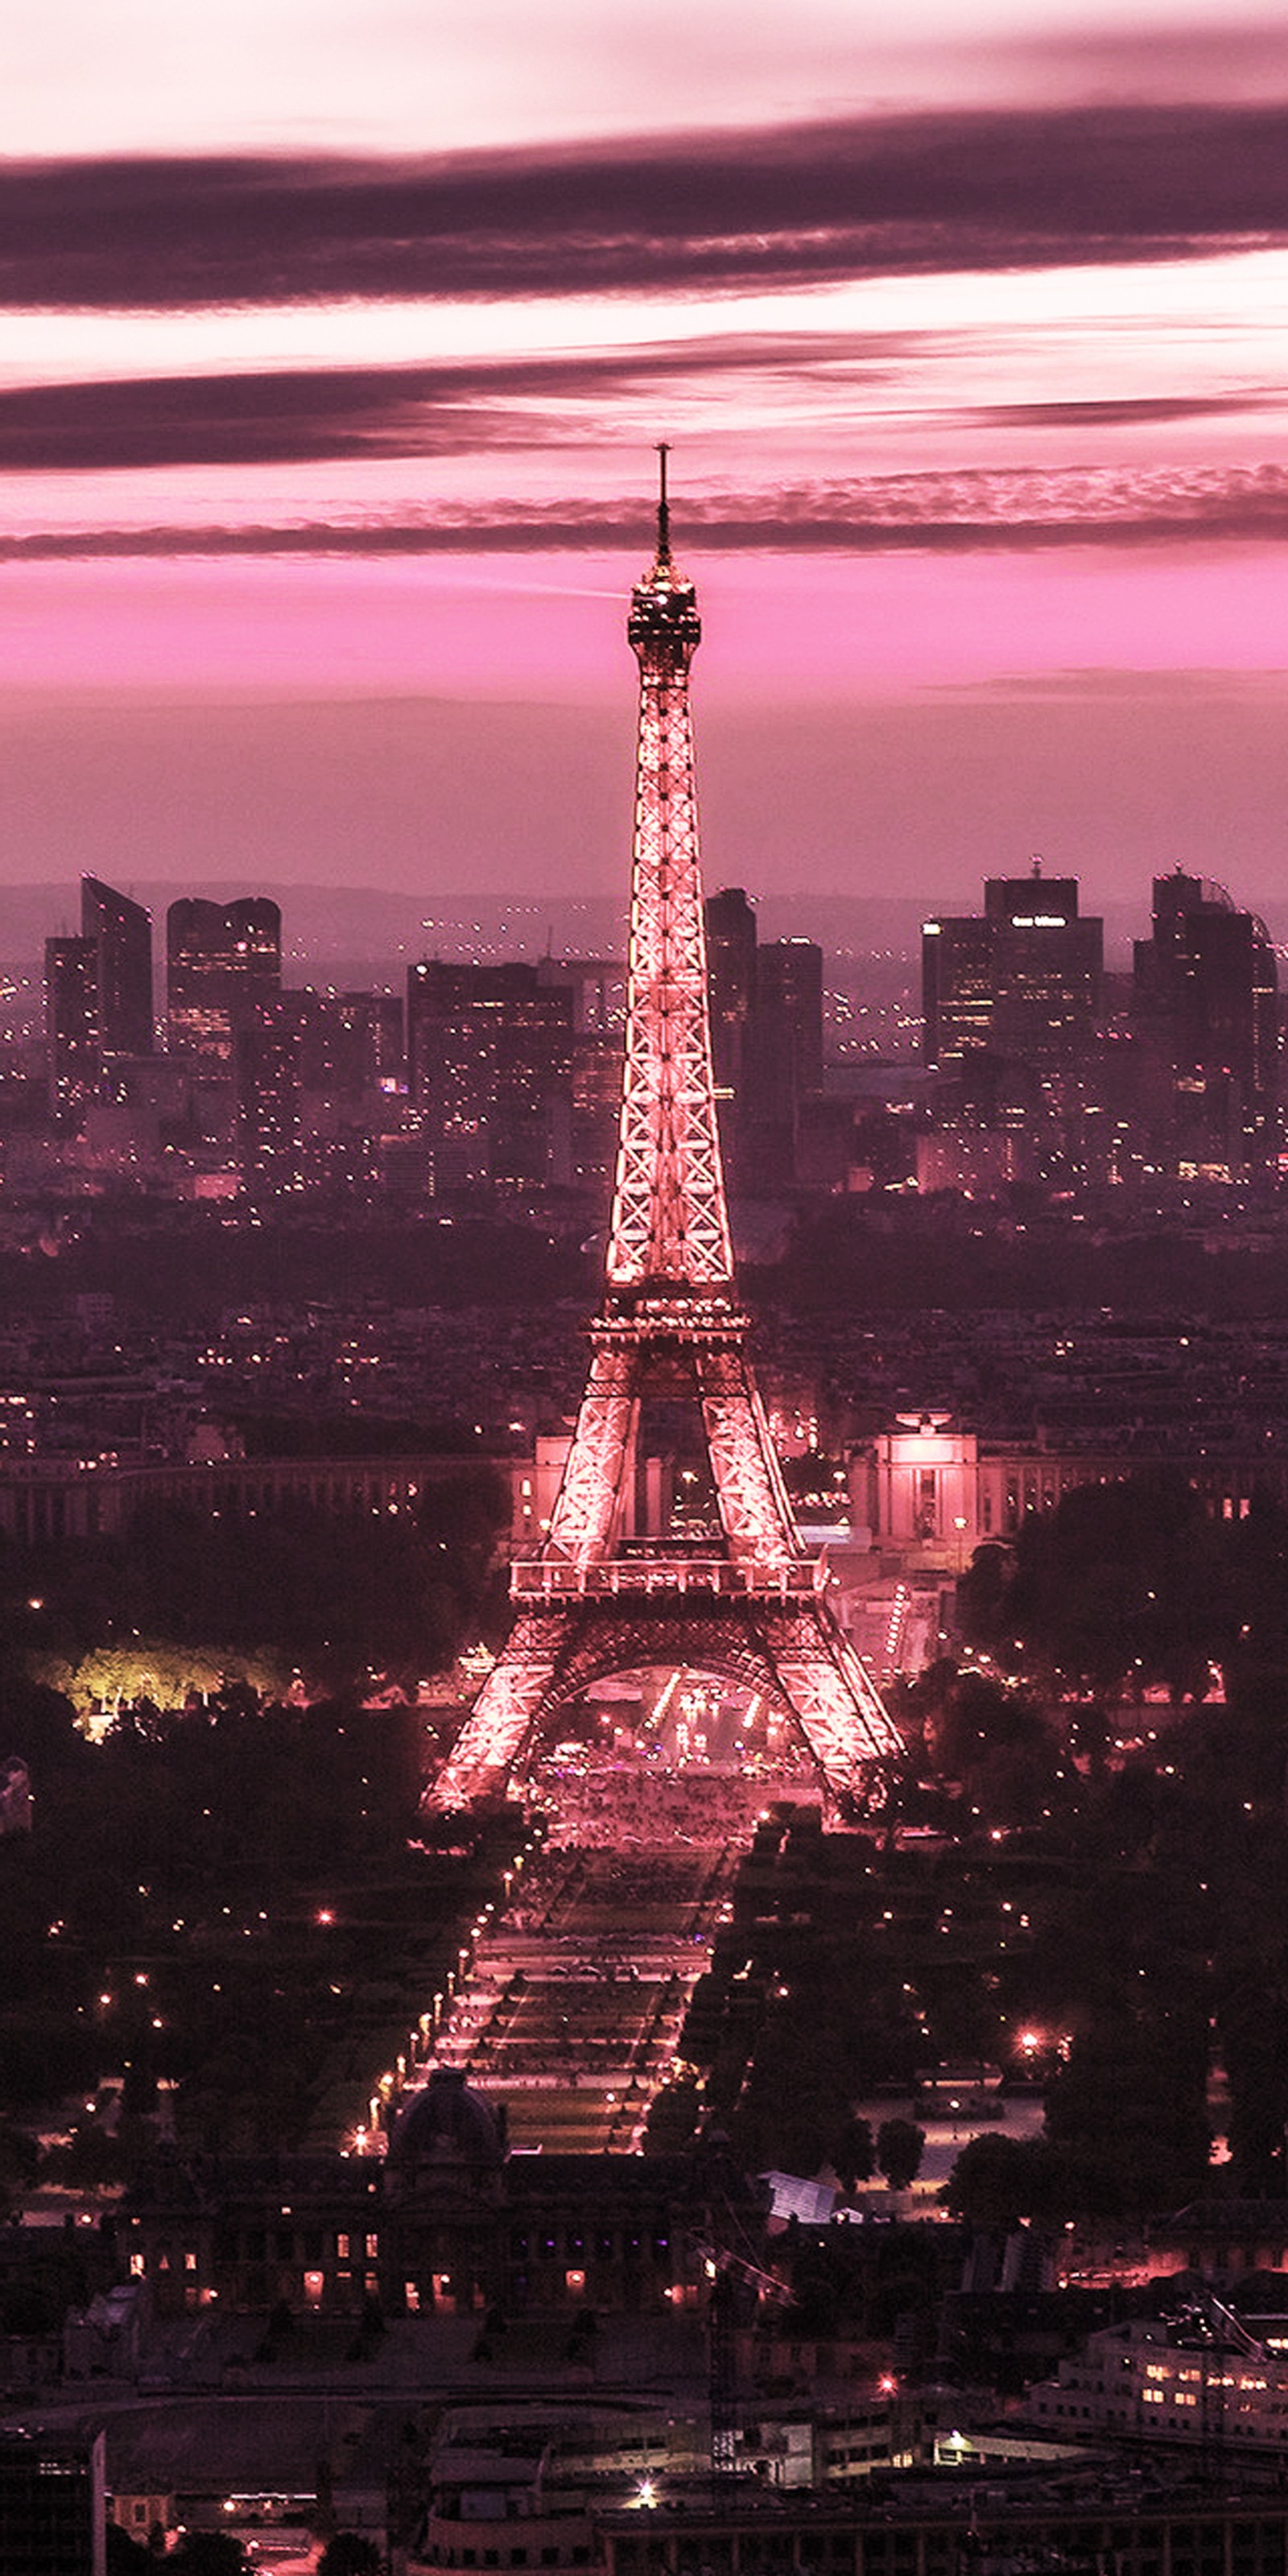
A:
[7,1,1288,905]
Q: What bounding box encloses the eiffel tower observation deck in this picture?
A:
[428,455,900,1814]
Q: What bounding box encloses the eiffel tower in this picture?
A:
[429,454,900,1813]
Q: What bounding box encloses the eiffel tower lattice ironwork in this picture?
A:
[429,454,900,1812]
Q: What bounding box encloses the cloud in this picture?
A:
[6,101,1288,311]
[0,349,1271,479]
[942,667,1288,701]
[0,334,917,471]
[9,464,1288,560]
[965,395,1284,432]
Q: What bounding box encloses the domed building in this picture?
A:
[386,2067,507,2179]
[120,2087,760,2325]
[384,2068,508,2316]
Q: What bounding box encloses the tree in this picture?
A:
[877,2117,925,2192]
[833,2114,873,2195]
[928,1674,1063,1828]
[0,2119,39,2218]
[1043,2005,1211,2217]
[956,1543,1013,1646]
[645,2075,701,2153]
[974,1470,1233,1699]
[942,2132,1068,2228]
[105,2527,152,2571]
[319,2539,382,2576]
[168,2536,250,2575]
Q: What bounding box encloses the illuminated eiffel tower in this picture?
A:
[430,456,899,1812]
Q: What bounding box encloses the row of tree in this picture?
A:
[654,1660,1288,2220]
[0,1677,510,2153]
[960,1468,1288,1700]
[0,1464,509,1707]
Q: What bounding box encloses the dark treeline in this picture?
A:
[0,1208,597,1319]
[10,1196,1288,1323]
[0,1463,510,1700]
[649,1649,1288,2223]
[758,1200,1288,1319]
[959,1467,1288,1697]
[0,1678,510,2157]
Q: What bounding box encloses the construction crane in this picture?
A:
[691,2224,793,2487]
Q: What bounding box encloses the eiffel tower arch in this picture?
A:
[429,454,901,1814]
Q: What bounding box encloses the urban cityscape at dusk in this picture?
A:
[13,4,1288,2574]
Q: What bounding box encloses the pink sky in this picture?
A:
[6,4,1288,911]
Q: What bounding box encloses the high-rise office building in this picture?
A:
[236,1000,303,1203]
[81,875,152,1059]
[923,867,1104,1072]
[44,935,101,1118]
[1133,870,1280,1175]
[702,894,826,1186]
[167,897,282,1071]
[0,2427,105,2574]
[407,960,574,1191]
[704,886,758,1096]
[754,935,824,1100]
[536,960,627,1191]
[277,989,402,1198]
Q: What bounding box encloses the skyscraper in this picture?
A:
[923,867,1104,1072]
[167,898,282,1071]
[406,960,573,1191]
[44,935,101,1118]
[1133,871,1280,1176]
[703,894,826,1187]
[81,875,152,1059]
[236,1001,303,1203]
[535,959,626,1192]
[704,886,758,1096]
[753,935,824,1100]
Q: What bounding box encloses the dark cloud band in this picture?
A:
[0,353,1270,476]
[5,101,1288,311]
[0,334,914,470]
[7,464,1288,559]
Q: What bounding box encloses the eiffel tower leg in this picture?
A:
[695,1344,801,1563]
[546,1340,638,1561]
[758,1597,900,1797]
[425,1609,575,1813]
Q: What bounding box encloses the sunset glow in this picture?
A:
[7,4,1288,903]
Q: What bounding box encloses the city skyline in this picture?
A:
[6,5,1288,903]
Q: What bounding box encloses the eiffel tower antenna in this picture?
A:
[655,440,672,565]
[428,464,898,1814]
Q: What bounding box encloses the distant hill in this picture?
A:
[2,884,1268,979]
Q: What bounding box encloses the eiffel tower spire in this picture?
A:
[609,443,731,1293]
[428,467,898,1814]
